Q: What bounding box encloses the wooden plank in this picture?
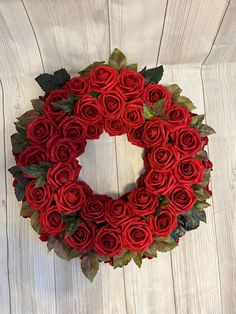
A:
[163,65,222,314]
[0,1,56,313]
[202,1,236,311]
[0,80,11,314]
[109,1,177,313]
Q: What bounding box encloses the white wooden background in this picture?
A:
[0,0,235,313]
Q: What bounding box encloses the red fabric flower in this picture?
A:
[43,89,69,122]
[64,222,93,252]
[142,84,171,108]
[147,210,178,237]
[94,225,122,257]
[25,180,53,211]
[167,184,197,214]
[39,205,65,235]
[127,188,159,216]
[64,76,90,95]
[89,65,118,92]
[27,116,58,145]
[118,68,144,99]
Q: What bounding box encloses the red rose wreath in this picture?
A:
[9,49,215,282]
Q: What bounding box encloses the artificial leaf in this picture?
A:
[15,180,27,201]
[14,121,26,134]
[20,201,35,217]
[47,237,56,252]
[166,84,182,100]
[191,114,205,128]
[35,68,70,92]
[65,218,80,236]
[175,96,196,111]
[139,65,163,84]
[53,68,70,86]
[79,61,105,76]
[143,243,158,258]
[54,239,71,260]
[30,211,41,234]
[154,236,178,252]
[182,208,200,231]
[11,133,29,153]
[171,222,186,241]
[51,98,74,113]
[8,165,23,180]
[194,207,207,223]
[90,91,100,98]
[194,150,208,162]
[152,99,166,116]
[133,252,143,268]
[31,99,44,113]
[127,63,138,71]
[108,48,127,70]
[195,200,211,210]
[143,104,156,120]
[35,175,47,188]
[160,195,170,206]
[198,124,216,136]
[94,254,110,262]
[22,164,45,178]
[17,110,40,127]
[67,249,81,260]
[81,254,99,282]
[113,250,134,268]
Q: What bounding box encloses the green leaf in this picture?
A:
[154,236,178,252]
[143,104,156,120]
[94,254,110,262]
[194,150,208,162]
[171,222,186,241]
[90,91,100,98]
[182,208,200,231]
[51,98,74,113]
[133,252,143,268]
[81,254,99,282]
[31,99,44,113]
[198,124,216,136]
[35,68,70,92]
[22,164,45,178]
[54,239,71,260]
[143,243,158,258]
[127,63,138,71]
[15,180,27,201]
[14,121,26,134]
[160,196,170,206]
[139,65,164,84]
[190,114,205,128]
[79,61,105,76]
[17,110,40,128]
[194,207,207,223]
[8,165,23,180]
[67,249,81,260]
[20,201,35,217]
[30,211,41,234]
[65,218,81,236]
[194,187,211,201]
[108,48,127,70]
[195,169,211,188]
[166,84,182,100]
[11,133,29,153]
[35,175,47,188]
[152,99,166,116]
[175,96,196,111]
[195,200,211,210]
[47,237,56,252]
[113,250,135,269]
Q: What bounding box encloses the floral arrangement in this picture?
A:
[9,49,215,281]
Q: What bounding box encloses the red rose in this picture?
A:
[168,184,197,214]
[27,116,58,145]
[17,145,47,167]
[142,84,171,108]
[93,225,122,257]
[54,181,86,214]
[171,127,202,156]
[43,89,69,122]
[142,118,168,147]
[98,90,126,118]
[174,157,205,184]
[118,68,144,99]
[64,222,93,252]
[127,125,145,147]
[122,98,145,128]
[86,120,104,139]
[127,188,159,216]
[89,65,118,92]
[77,181,93,196]
[201,136,209,148]
[105,199,132,226]
[39,205,65,235]
[80,194,111,224]
[104,118,128,136]
[25,180,53,211]
[122,217,153,252]
[203,159,213,169]
[147,144,179,171]
[59,116,87,142]
[47,160,81,190]
[147,210,177,237]
[74,94,102,123]
[144,169,175,195]
[75,140,87,157]
[166,104,191,129]
[46,136,78,163]
[136,173,146,188]
[64,76,90,95]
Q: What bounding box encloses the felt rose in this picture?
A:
[127,125,145,148]
[78,181,93,197]
[118,68,144,99]
[59,116,87,142]
[142,83,171,108]
[64,76,90,95]
[89,65,118,92]
[147,210,178,237]
[46,136,78,162]
[74,94,102,124]
[127,188,159,216]
[64,222,93,252]
[144,169,175,195]
[166,104,191,129]
[27,116,58,145]
[171,127,202,156]
[43,89,69,122]
[122,98,145,128]
[168,184,197,214]
[98,90,126,118]
[142,118,168,147]
[94,225,122,257]
[147,144,179,171]
[105,199,132,226]
[39,205,65,235]
[104,118,128,136]
[86,120,104,139]
[25,180,53,211]
[47,160,81,190]
[17,145,47,167]
[122,217,153,252]
[54,181,86,214]
[174,157,205,184]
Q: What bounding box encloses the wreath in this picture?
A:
[9,49,215,282]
